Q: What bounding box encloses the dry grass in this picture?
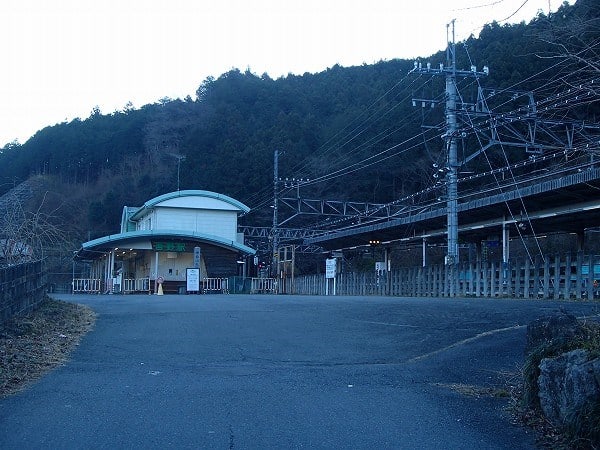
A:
[0,297,96,397]
[433,382,510,399]
[508,388,568,449]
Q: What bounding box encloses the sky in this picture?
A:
[0,0,571,147]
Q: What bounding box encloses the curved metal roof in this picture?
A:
[75,229,256,260]
[130,190,250,221]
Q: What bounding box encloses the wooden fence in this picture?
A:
[294,253,600,299]
[0,260,47,326]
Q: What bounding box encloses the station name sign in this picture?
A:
[152,241,187,252]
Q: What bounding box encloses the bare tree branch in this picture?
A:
[0,188,73,266]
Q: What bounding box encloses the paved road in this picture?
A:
[1,294,599,449]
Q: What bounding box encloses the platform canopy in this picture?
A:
[74,230,255,261]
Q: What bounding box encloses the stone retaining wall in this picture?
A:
[0,260,47,327]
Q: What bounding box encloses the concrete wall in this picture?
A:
[0,260,47,327]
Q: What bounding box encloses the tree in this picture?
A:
[535,0,600,96]
[0,186,72,267]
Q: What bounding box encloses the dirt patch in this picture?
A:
[0,297,96,398]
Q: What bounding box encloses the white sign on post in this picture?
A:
[325,258,337,296]
[325,258,337,279]
[186,268,200,292]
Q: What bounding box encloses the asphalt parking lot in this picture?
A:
[1,294,598,449]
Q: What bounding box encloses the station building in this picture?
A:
[73,190,256,294]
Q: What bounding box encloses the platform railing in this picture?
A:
[72,278,101,294]
[250,277,278,294]
[123,277,150,294]
[203,277,229,294]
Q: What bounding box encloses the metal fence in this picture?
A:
[250,278,278,294]
[123,277,150,294]
[73,278,102,294]
[202,277,229,294]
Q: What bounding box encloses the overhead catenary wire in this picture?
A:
[248,13,599,240]
[296,28,600,239]
[286,70,432,177]
[457,39,600,264]
[246,72,445,212]
[300,43,594,197]
[244,70,429,212]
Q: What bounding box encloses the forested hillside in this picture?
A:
[0,0,597,244]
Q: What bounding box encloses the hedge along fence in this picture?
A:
[0,260,47,327]
[293,253,600,300]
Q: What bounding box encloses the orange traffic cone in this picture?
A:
[157,283,164,295]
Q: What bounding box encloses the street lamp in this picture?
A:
[369,239,380,258]
[168,153,186,191]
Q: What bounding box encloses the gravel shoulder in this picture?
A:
[0,297,96,398]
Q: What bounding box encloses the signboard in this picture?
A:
[375,261,386,272]
[325,258,337,279]
[152,241,186,252]
[186,268,200,292]
[193,247,201,268]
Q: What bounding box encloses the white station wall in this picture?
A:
[153,207,238,240]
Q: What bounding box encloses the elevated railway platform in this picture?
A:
[304,159,600,253]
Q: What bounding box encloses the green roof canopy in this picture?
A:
[75,230,255,261]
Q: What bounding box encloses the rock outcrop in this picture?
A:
[525,310,600,444]
[538,348,600,426]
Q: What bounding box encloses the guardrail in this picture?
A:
[123,277,150,294]
[203,277,229,294]
[250,277,278,294]
[72,278,101,293]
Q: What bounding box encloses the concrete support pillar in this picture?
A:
[384,247,391,295]
[577,231,585,253]
[476,240,483,264]
[384,247,391,270]
[154,252,160,294]
[502,221,510,264]
[106,251,115,294]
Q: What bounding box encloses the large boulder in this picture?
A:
[538,349,600,427]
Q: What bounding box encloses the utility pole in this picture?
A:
[272,149,281,277]
[446,21,459,265]
[412,20,489,264]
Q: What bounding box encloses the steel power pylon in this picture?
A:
[413,20,489,264]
